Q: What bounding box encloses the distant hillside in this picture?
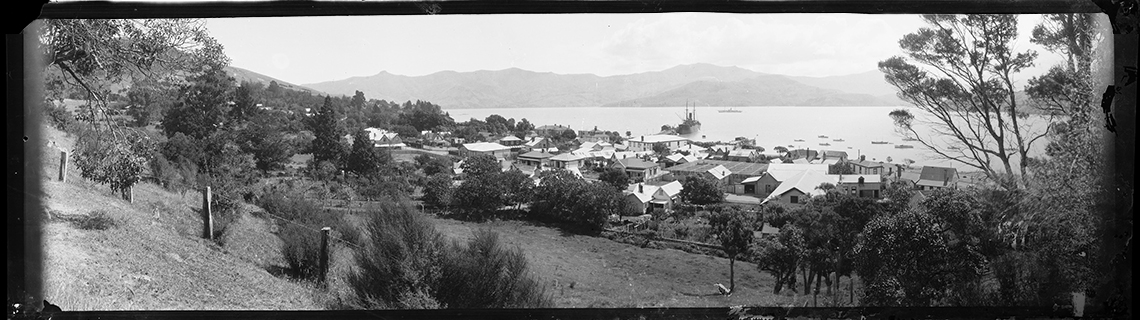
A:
[224,66,324,95]
[303,63,908,109]
[602,74,896,107]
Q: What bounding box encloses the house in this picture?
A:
[516,151,555,167]
[624,181,684,215]
[726,149,760,162]
[662,162,732,190]
[785,149,819,161]
[762,171,840,205]
[748,164,830,197]
[626,135,690,152]
[354,128,405,149]
[659,154,699,168]
[549,153,589,169]
[609,158,663,183]
[535,124,572,137]
[498,135,525,151]
[900,166,958,190]
[837,174,884,198]
[459,142,512,160]
[848,156,888,175]
[820,150,849,161]
[524,137,557,153]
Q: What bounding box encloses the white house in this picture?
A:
[460,142,512,160]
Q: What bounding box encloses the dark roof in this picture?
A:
[696,160,769,176]
[664,161,721,173]
[617,158,659,169]
[918,166,957,183]
[822,150,848,158]
[851,160,885,168]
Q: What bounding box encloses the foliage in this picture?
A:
[280,222,323,280]
[459,154,501,178]
[40,19,227,115]
[42,100,76,131]
[347,201,552,309]
[531,169,625,231]
[347,128,388,176]
[598,168,630,192]
[436,229,554,308]
[310,96,348,167]
[237,113,295,172]
[415,153,453,177]
[709,206,755,292]
[497,170,535,209]
[879,14,1044,189]
[66,210,120,231]
[421,173,454,209]
[126,78,177,127]
[452,174,506,220]
[162,66,235,140]
[679,175,724,205]
[72,125,156,199]
[754,224,806,294]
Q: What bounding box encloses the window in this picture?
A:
[790,196,799,204]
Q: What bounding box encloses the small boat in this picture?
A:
[902,137,918,141]
[847,147,853,149]
[787,144,795,147]
[895,144,915,149]
[794,139,805,142]
[818,135,829,139]
[717,108,743,113]
[819,143,831,146]
[871,141,890,144]
[833,139,845,142]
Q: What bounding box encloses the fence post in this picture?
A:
[202,186,213,240]
[58,150,67,182]
[319,227,331,286]
[126,186,134,203]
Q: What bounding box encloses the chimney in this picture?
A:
[859,155,866,162]
[638,184,644,193]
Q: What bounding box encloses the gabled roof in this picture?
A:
[706,165,730,180]
[656,180,683,198]
[550,153,588,162]
[765,171,840,201]
[525,137,548,147]
[764,163,830,181]
[727,149,757,157]
[499,135,522,142]
[741,176,763,184]
[820,159,841,166]
[462,142,511,152]
[850,160,886,168]
[625,183,659,203]
[918,166,957,183]
[698,160,769,176]
[518,151,555,160]
[616,158,659,169]
[821,150,848,159]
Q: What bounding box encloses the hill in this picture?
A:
[36,123,318,310]
[224,66,324,95]
[303,63,906,109]
[602,74,895,107]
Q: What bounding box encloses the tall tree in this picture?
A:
[163,66,235,139]
[679,175,724,205]
[347,128,387,176]
[310,96,347,166]
[709,206,755,293]
[880,15,1044,189]
[459,154,501,178]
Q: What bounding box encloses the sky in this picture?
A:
[205,13,1064,85]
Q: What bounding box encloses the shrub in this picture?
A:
[280,223,323,280]
[43,100,75,132]
[258,192,322,221]
[347,200,553,309]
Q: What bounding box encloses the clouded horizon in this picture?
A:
[206,13,1063,85]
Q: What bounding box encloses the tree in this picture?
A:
[347,128,387,176]
[125,78,176,127]
[755,224,806,294]
[452,175,506,220]
[679,175,724,205]
[498,170,535,210]
[652,143,669,155]
[415,154,453,177]
[774,146,789,154]
[421,173,454,209]
[238,113,295,172]
[515,118,535,133]
[40,19,227,125]
[531,170,624,231]
[598,168,630,191]
[162,66,235,140]
[709,206,755,293]
[879,15,1045,189]
[229,81,264,125]
[71,126,156,200]
[310,96,347,167]
[560,129,577,141]
[459,154,501,178]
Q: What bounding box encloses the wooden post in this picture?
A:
[202,186,213,240]
[58,150,67,182]
[126,186,134,203]
[319,227,331,285]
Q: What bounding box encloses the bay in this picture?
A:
[446,106,1053,171]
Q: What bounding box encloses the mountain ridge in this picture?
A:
[297,63,908,108]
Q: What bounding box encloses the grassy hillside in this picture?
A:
[37,123,318,310]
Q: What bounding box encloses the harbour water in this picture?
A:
[447,106,1054,171]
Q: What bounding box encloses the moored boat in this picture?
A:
[717,108,743,113]
[871,141,890,144]
[818,135,829,138]
[895,144,915,149]
[819,143,831,146]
